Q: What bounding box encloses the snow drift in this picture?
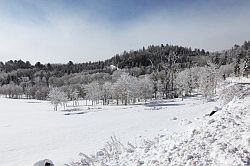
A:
[68,87,250,166]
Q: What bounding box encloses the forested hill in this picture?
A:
[1,41,250,76]
[104,44,209,69]
[0,41,249,100]
[0,41,249,85]
[0,44,209,75]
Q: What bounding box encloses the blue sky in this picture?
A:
[0,0,250,63]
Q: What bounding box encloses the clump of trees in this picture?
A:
[48,87,68,111]
[175,65,218,100]
[46,62,232,110]
[83,73,153,106]
[0,83,23,99]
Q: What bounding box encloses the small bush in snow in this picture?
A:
[66,136,135,166]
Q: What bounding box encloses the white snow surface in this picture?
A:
[0,95,217,166]
[74,95,250,165]
[226,76,250,84]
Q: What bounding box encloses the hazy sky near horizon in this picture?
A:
[0,0,250,64]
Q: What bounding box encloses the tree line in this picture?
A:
[0,41,249,110]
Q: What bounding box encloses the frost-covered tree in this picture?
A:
[138,75,153,101]
[112,73,129,105]
[150,71,166,99]
[219,64,234,79]
[189,67,203,91]
[101,81,112,105]
[71,89,79,106]
[84,81,101,105]
[198,66,219,100]
[48,87,68,111]
[175,68,192,98]
[112,73,138,105]
[128,76,140,103]
[111,82,120,105]
[111,70,124,83]
[0,83,23,98]
[61,86,79,106]
[156,80,164,99]
[243,56,250,77]
[35,86,49,100]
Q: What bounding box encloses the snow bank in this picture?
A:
[69,95,250,165]
[226,76,250,84]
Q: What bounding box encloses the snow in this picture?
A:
[226,76,250,84]
[2,77,249,166]
[73,88,250,165]
[0,95,218,166]
[109,65,119,70]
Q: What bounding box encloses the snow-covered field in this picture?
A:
[0,95,218,166]
[79,95,250,166]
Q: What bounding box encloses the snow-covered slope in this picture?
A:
[0,96,217,166]
[226,76,250,84]
[70,93,250,165]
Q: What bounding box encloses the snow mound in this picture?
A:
[226,77,250,84]
[67,96,250,166]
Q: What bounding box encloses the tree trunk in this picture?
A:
[54,105,58,111]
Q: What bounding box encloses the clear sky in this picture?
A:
[0,0,250,64]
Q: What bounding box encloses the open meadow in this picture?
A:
[0,95,218,165]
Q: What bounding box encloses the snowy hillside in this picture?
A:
[67,84,250,166]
